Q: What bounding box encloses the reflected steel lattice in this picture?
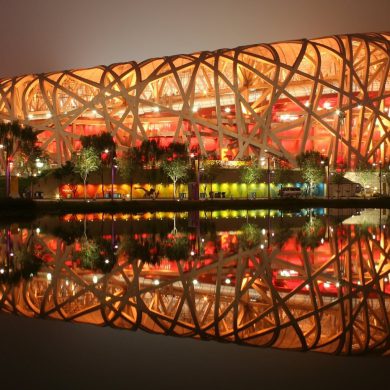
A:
[0,223,389,355]
[0,33,389,166]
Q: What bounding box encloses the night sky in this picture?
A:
[0,0,389,78]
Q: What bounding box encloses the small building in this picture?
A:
[328,176,362,198]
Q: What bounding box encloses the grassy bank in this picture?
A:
[0,197,389,218]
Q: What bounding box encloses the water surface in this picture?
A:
[0,208,389,355]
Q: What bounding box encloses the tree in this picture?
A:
[200,160,221,195]
[240,163,263,198]
[139,139,165,169]
[74,147,100,199]
[118,147,140,200]
[0,121,39,197]
[53,161,79,198]
[273,167,292,190]
[14,145,49,197]
[296,151,326,196]
[79,237,116,273]
[239,223,262,250]
[0,231,43,285]
[164,235,190,261]
[162,159,189,199]
[298,217,325,250]
[164,142,189,161]
[80,133,115,152]
[80,133,115,198]
[355,162,375,197]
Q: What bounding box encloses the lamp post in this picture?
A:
[105,146,116,200]
[267,156,271,200]
[0,143,11,197]
[373,162,382,196]
[263,149,271,200]
[321,159,330,199]
[190,150,200,200]
[260,152,271,199]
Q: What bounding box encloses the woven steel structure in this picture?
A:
[0,32,389,166]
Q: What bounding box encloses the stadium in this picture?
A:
[0,32,389,169]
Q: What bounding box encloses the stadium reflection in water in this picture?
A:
[0,208,389,355]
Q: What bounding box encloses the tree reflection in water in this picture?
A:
[0,209,389,356]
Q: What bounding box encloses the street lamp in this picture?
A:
[103,146,116,200]
[190,149,200,200]
[321,159,330,199]
[0,142,11,197]
[35,158,44,170]
[263,150,271,200]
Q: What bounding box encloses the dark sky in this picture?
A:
[0,0,389,78]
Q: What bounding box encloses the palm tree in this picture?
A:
[0,121,39,197]
[139,139,164,169]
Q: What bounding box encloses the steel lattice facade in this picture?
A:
[0,32,389,167]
